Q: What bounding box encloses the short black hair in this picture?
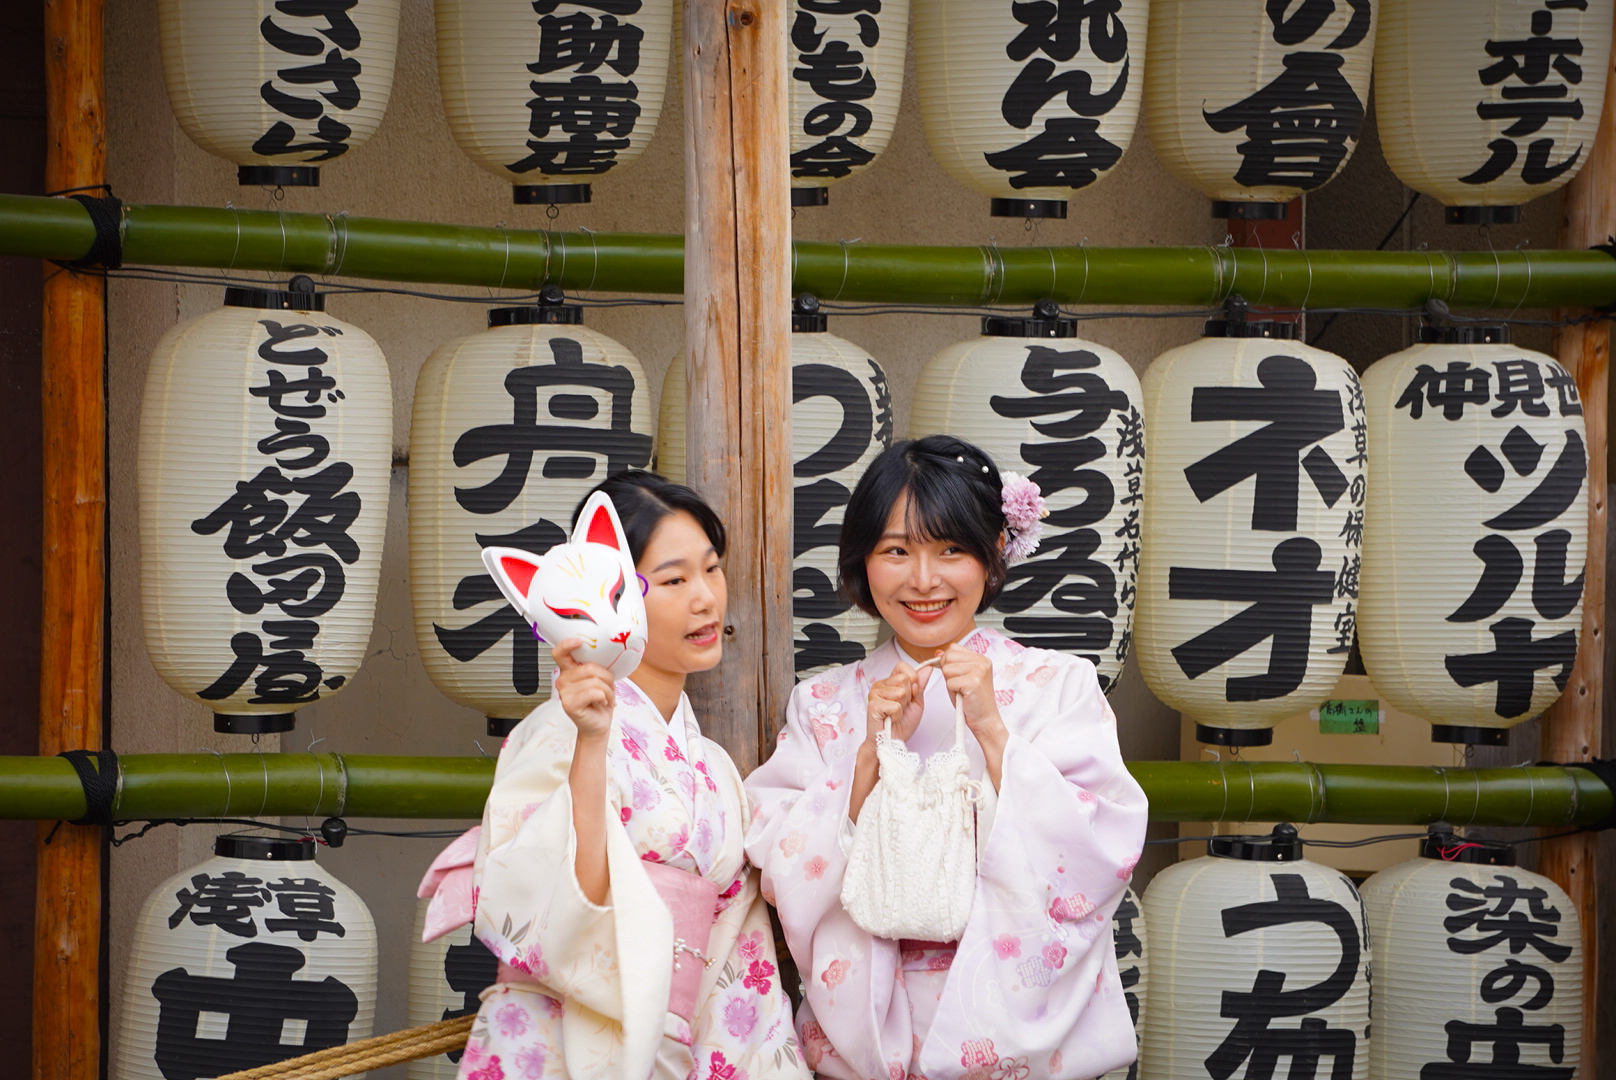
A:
[837,435,1008,617]
[573,471,728,566]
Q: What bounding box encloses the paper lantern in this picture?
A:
[1360,826,1582,1079]
[910,302,1143,691]
[1376,0,1613,224]
[114,835,377,1080]
[408,900,499,1080]
[435,0,673,205]
[1099,886,1148,1080]
[1358,328,1586,745]
[1136,318,1364,745]
[914,0,1148,218]
[139,280,393,734]
[1144,0,1378,219]
[660,298,893,676]
[1140,825,1371,1080]
[157,0,400,186]
[788,0,909,207]
[410,290,654,733]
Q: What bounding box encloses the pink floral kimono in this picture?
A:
[460,681,805,1080]
[744,629,1148,1080]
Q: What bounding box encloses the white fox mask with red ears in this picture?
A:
[481,491,648,680]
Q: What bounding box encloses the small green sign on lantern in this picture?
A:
[1315,699,1381,735]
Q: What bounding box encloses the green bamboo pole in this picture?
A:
[3,193,1615,309]
[0,754,1607,826]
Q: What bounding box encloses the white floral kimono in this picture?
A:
[461,680,805,1080]
[744,629,1148,1080]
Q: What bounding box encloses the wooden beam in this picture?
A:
[1543,18,1615,1073]
[681,0,792,767]
[35,2,105,1079]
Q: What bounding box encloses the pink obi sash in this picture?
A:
[642,860,722,1024]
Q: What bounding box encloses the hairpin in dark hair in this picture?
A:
[572,471,728,565]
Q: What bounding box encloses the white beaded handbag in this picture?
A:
[841,660,983,941]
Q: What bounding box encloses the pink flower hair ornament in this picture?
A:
[999,471,1047,565]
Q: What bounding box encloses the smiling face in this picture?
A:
[864,493,989,659]
[636,509,727,679]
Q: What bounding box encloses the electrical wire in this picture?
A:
[110,817,466,848]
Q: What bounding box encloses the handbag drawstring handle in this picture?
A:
[905,657,985,804]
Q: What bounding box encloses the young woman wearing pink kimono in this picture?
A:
[744,436,1149,1080]
[458,473,805,1080]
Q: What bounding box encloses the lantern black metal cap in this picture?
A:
[991,197,1068,220]
[1418,324,1511,345]
[792,187,829,207]
[238,165,319,187]
[1418,823,1515,866]
[224,275,324,313]
[1209,823,1303,862]
[215,834,317,861]
[1195,723,1275,747]
[1211,200,1289,221]
[490,285,583,326]
[514,183,591,205]
[1430,723,1512,746]
[983,298,1076,338]
[792,293,828,333]
[1203,318,1298,341]
[488,716,523,737]
[214,711,296,734]
[1445,205,1521,225]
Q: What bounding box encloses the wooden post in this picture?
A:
[681,0,792,767]
[35,2,105,1079]
[1543,22,1614,1073]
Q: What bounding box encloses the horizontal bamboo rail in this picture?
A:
[0,754,1607,827]
[3,193,1616,309]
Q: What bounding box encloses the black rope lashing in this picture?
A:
[57,748,119,827]
[61,193,124,270]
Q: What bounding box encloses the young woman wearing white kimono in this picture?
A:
[744,436,1149,1080]
[458,473,805,1080]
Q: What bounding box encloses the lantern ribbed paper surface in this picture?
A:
[1358,336,1586,744]
[1140,829,1370,1080]
[660,323,893,676]
[1361,844,1582,1079]
[1376,0,1612,221]
[789,0,908,202]
[157,0,401,184]
[1098,886,1147,1080]
[114,836,377,1080]
[1144,0,1377,214]
[139,290,392,734]
[910,317,1143,691]
[435,0,673,201]
[1136,328,1364,744]
[408,900,498,1080]
[914,0,1148,215]
[410,305,654,731]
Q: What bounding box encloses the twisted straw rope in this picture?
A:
[213,1013,474,1080]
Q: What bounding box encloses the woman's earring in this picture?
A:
[637,573,650,596]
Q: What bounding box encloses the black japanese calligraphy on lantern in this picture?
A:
[1111,890,1144,1080]
[985,0,1132,192]
[508,0,645,177]
[191,321,358,708]
[790,0,883,181]
[988,345,1134,688]
[252,0,366,163]
[1461,0,1591,188]
[441,934,500,1063]
[1205,873,1362,1080]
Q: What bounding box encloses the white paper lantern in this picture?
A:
[659,300,892,676]
[910,304,1144,691]
[407,900,499,1080]
[1136,320,1364,745]
[915,0,1148,218]
[410,293,655,732]
[1140,825,1371,1080]
[157,0,400,186]
[1144,0,1377,218]
[436,0,674,205]
[1358,329,1586,745]
[1360,827,1582,1080]
[1376,0,1613,224]
[1099,886,1148,1080]
[140,282,393,734]
[114,835,377,1080]
[788,0,908,207]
